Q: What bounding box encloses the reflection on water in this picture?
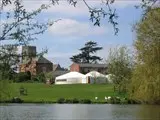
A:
[0,104,160,120]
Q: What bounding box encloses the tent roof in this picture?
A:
[85,71,106,77]
[56,72,85,80]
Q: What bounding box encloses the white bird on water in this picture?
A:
[108,96,111,99]
[105,96,108,100]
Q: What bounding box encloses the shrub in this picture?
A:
[45,72,55,84]
[127,99,141,104]
[31,75,39,82]
[72,98,79,103]
[11,97,23,103]
[65,99,73,103]
[107,96,121,104]
[80,99,92,104]
[31,73,46,83]
[15,72,31,82]
[57,98,65,104]
[120,98,128,104]
[37,73,46,83]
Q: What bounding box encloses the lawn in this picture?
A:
[8,83,124,103]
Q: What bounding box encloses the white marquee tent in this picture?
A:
[85,71,106,77]
[55,72,86,84]
[85,71,107,84]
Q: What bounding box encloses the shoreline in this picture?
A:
[0,99,141,104]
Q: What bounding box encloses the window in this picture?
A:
[56,79,67,82]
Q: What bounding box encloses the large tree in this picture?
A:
[106,46,133,93]
[130,8,160,104]
[70,41,103,63]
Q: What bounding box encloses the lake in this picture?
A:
[0,104,160,120]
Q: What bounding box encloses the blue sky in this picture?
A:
[1,0,143,68]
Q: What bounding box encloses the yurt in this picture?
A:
[85,71,107,84]
[55,72,86,84]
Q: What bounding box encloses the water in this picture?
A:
[0,104,160,120]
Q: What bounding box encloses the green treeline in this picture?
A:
[107,8,160,104]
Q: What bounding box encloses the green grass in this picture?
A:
[7,83,126,103]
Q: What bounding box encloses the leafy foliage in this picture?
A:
[0,80,12,101]
[107,46,133,93]
[70,41,103,63]
[45,72,55,84]
[0,0,56,79]
[130,8,160,104]
[15,72,31,82]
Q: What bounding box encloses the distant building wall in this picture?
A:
[80,67,107,74]
[19,60,37,75]
[70,63,107,74]
[70,63,80,72]
[19,62,53,75]
[22,46,36,63]
[36,63,53,74]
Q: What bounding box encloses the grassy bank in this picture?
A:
[3,83,127,103]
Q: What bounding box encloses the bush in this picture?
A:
[127,99,141,104]
[120,98,128,104]
[11,97,23,103]
[65,99,73,103]
[72,98,79,103]
[31,75,39,82]
[57,98,65,104]
[15,72,31,82]
[31,73,46,83]
[107,96,121,104]
[57,98,92,104]
[37,73,46,83]
[45,72,55,84]
[80,99,92,104]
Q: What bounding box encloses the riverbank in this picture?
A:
[2,97,139,104]
[1,83,130,104]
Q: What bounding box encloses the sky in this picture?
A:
[1,0,143,69]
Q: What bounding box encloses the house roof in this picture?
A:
[21,55,52,64]
[53,70,69,77]
[78,63,107,68]
[36,56,53,64]
[53,64,67,71]
[53,64,61,71]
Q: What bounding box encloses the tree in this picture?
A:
[106,46,133,93]
[130,8,160,104]
[0,0,159,101]
[70,41,103,63]
[1,0,159,78]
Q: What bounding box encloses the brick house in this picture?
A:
[19,46,53,75]
[70,63,107,74]
[19,56,53,75]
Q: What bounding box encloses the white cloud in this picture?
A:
[48,18,108,37]
[2,0,141,15]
